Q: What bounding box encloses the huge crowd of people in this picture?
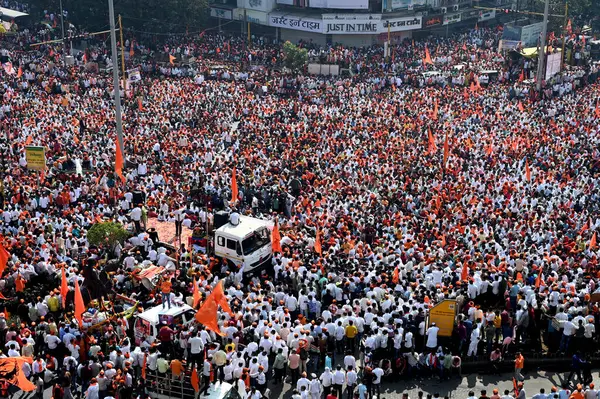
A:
[0,10,598,399]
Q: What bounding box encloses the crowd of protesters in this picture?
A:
[0,12,598,399]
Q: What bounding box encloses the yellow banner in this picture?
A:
[428,299,457,337]
[25,146,46,171]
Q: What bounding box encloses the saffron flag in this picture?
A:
[591,232,598,250]
[230,167,238,203]
[137,97,143,111]
[61,266,69,308]
[115,139,125,183]
[535,272,543,288]
[0,243,9,276]
[525,160,531,182]
[16,67,22,78]
[432,99,438,121]
[442,132,449,168]
[428,128,437,154]
[314,230,322,255]
[191,367,200,392]
[272,220,282,253]
[74,278,85,327]
[518,102,524,112]
[0,357,36,391]
[423,46,434,65]
[195,295,224,336]
[392,267,399,284]
[212,280,234,316]
[169,54,176,65]
[24,136,32,145]
[129,43,134,58]
[141,353,147,379]
[192,278,201,309]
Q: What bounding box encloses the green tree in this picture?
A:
[283,41,308,73]
[87,221,130,253]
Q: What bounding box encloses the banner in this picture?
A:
[423,15,443,28]
[236,0,276,12]
[127,68,141,83]
[310,0,368,9]
[269,13,323,32]
[234,9,269,25]
[478,9,496,21]
[25,146,46,171]
[520,22,544,46]
[210,7,233,20]
[443,13,461,25]
[380,16,422,32]
[461,10,479,20]
[323,14,379,34]
[382,0,426,10]
[277,0,294,4]
[545,52,562,80]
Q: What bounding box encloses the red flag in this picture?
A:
[191,367,200,392]
[591,232,598,250]
[212,280,234,317]
[525,160,531,182]
[74,278,85,327]
[461,263,468,281]
[230,167,238,203]
[195,296,224,336]
[115,139,125,183]
[314,230,322,255]
[61,265,68,308]
[15,274,25,293]
[535,272,543,288]
[192,278,201,309]
[0,244,9,276]
[428,128,437,154]
[423,46,434,65]
[442,132,449,168]
[271,220,282,253]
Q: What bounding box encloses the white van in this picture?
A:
[134,304,196,345]
[214,215,273,274]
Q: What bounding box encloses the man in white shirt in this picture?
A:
[332,366,345,399]
[189,331,205,371]
[372,366,384,398]
[425,323,439,350]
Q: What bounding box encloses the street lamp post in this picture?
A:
[535,0,550,91]
[108,0,125,156]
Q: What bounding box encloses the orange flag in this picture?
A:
[61,265,69,308]
[518,102,524,112]
[0,243,9,275]
[463,87,469,100]
[191,367,200,392]
[129,43,134,58]
[392,267,399,284]
[442,132,449,168]
[470,81,477,93]
[590,232,597,250]
[272,220,282,253]
[525,160,531,182]
[535,272,543,288]
[74,278,85,327]
[314,230,322,255]
[195,296,224,336]
[230,167,238,203]
[141,353,148,379]
[595,105,600,119]
[192,278,201,309]
[169,54,176,65]
[441,235,447,247]
[212,280,234,316]
[432,99,438,120]
[137,97,143,111]
[115,139,125,183]
[0,357,36,391]
[516,272,523,282]
[423,46,434,65]
[428,128,437,154]
[16,67,22,78]
[15,275,25,293]
[24,135,32,145]
[461,263,468,281]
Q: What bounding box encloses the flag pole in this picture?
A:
[560,1,568,68]
[535,0,550,92]
[108,0,125,160]
[119,15,127,93]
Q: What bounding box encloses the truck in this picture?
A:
[212,212,273,274]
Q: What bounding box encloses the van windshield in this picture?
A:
[241,227,270,255]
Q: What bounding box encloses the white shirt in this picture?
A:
[425,326,439,348]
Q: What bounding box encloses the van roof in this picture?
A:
[215,215,271,239]
[136,304,194,324]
